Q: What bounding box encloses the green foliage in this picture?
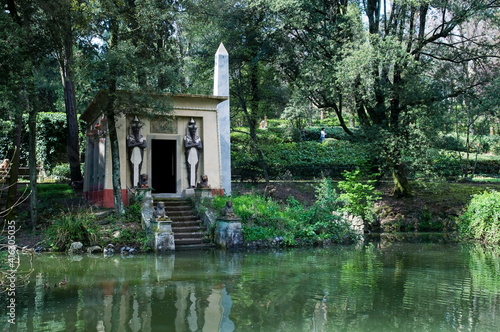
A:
[37,183,75,198]
[486,135,500,155]
[124,198,143,223]
[0,113,85,170]
[467,244,500,295]
[107,226,150,250]
[0,119,14,161]
[417,208,445,232]
[45,211,101,251]
[338,170,381,222]
[30,183,83,226]
[242,225,277,242]
[434,134,466,152]
[458,191,500,244]
[301,127,352,142]
[50,163,80,181]
[51,163,71,178]
[232,135,375,180]
[213,191,358,245]
[315,177,340,211]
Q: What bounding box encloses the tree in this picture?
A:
[1,0,55,226]
[266,0,500,196]
[185,0,289,184]
[37,0,85,184]
[79,0,183,215]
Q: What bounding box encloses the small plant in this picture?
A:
[417,208,443,231]
[315,177,340,211]
[50,163,71,180]
[458,190,500,244]
[213,190,359,245]
[242,225,277,242]
[337,170,381,222]
[124,199,143,223]
[45,211,101,251]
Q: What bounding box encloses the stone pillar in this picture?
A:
[137,189,154,230]
[155,220,175,252]
[215,218,244,249]
[194,188,213,200]
[214,43,231,196]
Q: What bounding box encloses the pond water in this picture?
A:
[2,234,500,332]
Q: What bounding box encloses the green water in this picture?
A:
[2,235,500,331]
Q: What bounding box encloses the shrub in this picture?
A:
[458,190,500,244]
[45,211,101,251]
[124,198,143,223]
[51,163,71,179]
[337,170,381,222]
[212,190,358,245]
[315,177,340,211]
[434,134,466,152]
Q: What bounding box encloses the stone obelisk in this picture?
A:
[214,43,231,195]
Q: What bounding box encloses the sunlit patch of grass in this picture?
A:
[471,176,500,183]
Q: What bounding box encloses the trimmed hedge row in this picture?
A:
[232,139,374,180]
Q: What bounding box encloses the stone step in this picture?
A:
[162,204,193,210]
[168,210,195,215]
[175,237,204,245]
[172,225,202,232]
[160,200,193,207]
[175,243,216,250]
[153,198,210,250]
[170,216,198,223]
[172,220,201,226]
[174,232,203,239]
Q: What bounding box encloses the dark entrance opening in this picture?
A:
[151,139,177,193]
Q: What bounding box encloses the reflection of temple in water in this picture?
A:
[24,253,238,332]
[10,245,500,331]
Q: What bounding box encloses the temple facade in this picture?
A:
[81,45,230,207]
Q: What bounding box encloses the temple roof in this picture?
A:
[81,90,228,124]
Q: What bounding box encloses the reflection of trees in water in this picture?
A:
[467,244,500,295]
[229,245,500,331]
[227,247,382,331]
[5,245,500,331]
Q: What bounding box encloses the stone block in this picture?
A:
[215,219,244,249]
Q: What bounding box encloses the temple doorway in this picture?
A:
[151,139,177,193]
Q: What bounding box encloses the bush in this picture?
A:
[262,141,373,179]
[45,211,101,251]
[51,163,71,179]
[212,187,358,245]
[50,163,85,180]
[434,135,466,152]
[337,170,381,222]
[124,197,143,223]
[458,190,500,244]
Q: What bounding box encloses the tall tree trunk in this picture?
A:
[5,111,23,222]
[107,18,125,216]
[59,32,83,183]
[28,97,38,229]
[248,122,270,184]
[248,65,270,184]
[392,163,412,197]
